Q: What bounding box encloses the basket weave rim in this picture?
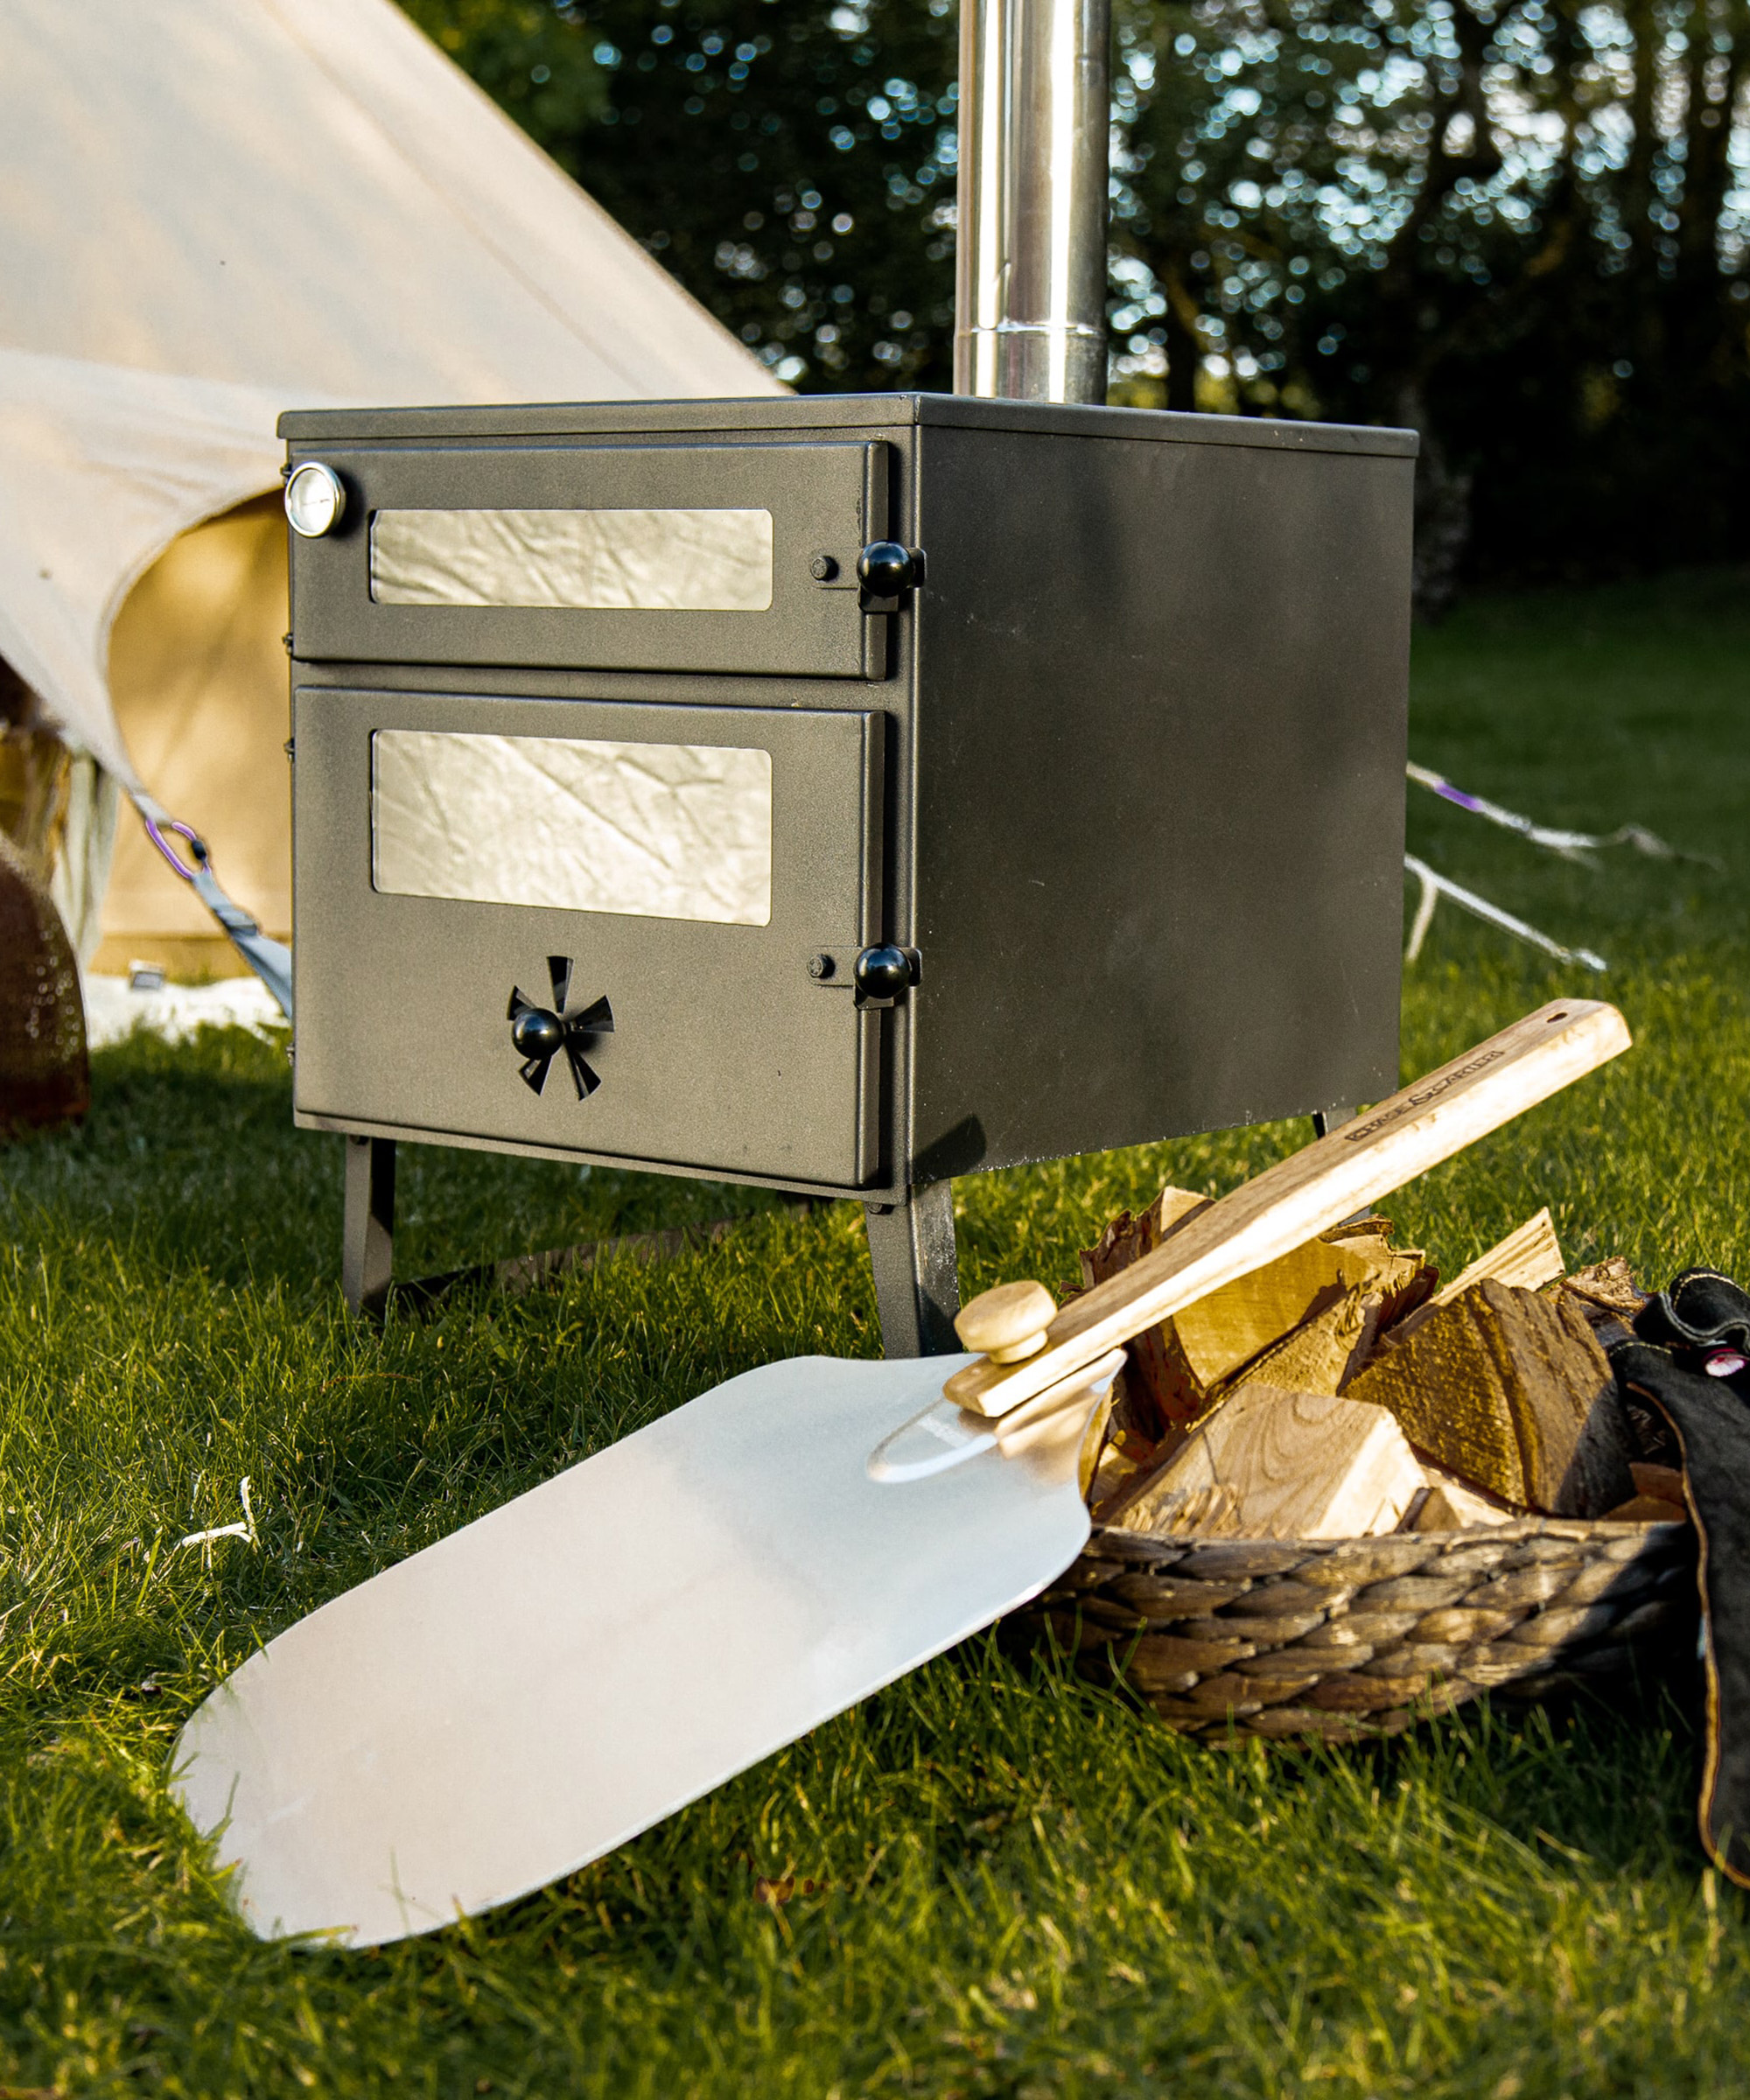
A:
[1089,1512,1685,1558]
[1024,1508,1695,1741]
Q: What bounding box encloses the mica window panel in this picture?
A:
[371,730,774,926]
[370,509,774,612]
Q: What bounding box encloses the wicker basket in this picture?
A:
[1011,1515,1697,1741]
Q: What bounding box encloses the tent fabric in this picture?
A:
[102,495,293,954]
[0,350,290,789]
[0,0,779,923]
[0,0,770,402]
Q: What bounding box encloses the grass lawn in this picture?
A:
[3,568,1748,2096]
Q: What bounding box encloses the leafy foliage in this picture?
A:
[404,0,962,390]
[1108,0,1750,596]
[404,0,1750,593]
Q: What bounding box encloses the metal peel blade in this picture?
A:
[172,1352,1093,1948]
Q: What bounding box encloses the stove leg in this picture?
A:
[342,1135,396,1315]
[864,1180,961,1358]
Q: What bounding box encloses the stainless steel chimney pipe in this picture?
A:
[953,0,1110,404]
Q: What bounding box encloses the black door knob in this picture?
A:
[511,1006,564,1060]
[856,542,917,595]
[855,944,914,1000]
[508,957,614,1099]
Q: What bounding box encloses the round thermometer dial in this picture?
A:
[284,462,346,539]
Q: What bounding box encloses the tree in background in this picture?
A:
[403,0,1750,598]
[402,0,960,389]
[1110,0,1750,596]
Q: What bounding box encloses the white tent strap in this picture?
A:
[130,789,292,1019]
[1403,853,1607,975]
[1406,761,1714,868]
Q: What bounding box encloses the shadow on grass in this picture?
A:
[1,1026,785,1303]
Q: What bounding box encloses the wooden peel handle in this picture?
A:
[945,998,1631,1418]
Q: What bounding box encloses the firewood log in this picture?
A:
[1412,1462,1518,1530]
[1560,1255,1648,1323]
[1222,1246,1437,1399]
[1558,1257,1650,1352]
[1169,1238,1379,1391]
[1079,1187,1212,1437]
[1079,1186,1211,1291]
[1117,1481,1242,1539]
[1345,1279,1636,1516]
[1433,1207,1565,1306]
[1081,1197,1437,1435]
[1382,1208,1564,1350]
[1125,1383,1426,1542]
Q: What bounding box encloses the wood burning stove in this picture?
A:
[281,390,1413,1352]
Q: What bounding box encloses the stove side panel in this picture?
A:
[906,418,1410,1182]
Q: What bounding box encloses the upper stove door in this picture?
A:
[286,439,892,680]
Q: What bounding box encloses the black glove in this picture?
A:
[1613,1270,1750,1884]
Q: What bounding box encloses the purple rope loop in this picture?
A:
[143,814,209,882]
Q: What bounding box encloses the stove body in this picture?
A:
[284,391,1414,1351]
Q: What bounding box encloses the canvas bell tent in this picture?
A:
[0,0,778,976]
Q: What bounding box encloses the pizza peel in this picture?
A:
[172,998,1630,1947]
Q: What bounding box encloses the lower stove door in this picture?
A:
[291,688,886,1188]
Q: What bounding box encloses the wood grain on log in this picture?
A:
[1434,1208,1566,1307]
[1413,1461,1520,1531]
[1222,1242,1435,1401]
[1346,1279,1636,1516]
[1134,1383,1426,1542]
[1116,1481,1242,1539]
[1560,1256,1648,1324]
[1166,1237,1384,1393]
